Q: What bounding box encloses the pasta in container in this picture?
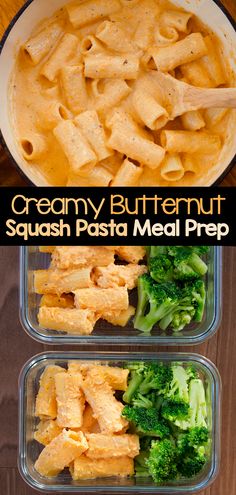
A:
[33,245,147,336]
[18,353,221,491]
[8,0,235,186]
[19,245,221,345]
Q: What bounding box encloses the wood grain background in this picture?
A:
[0,0,236,186]
[0,246,236,495]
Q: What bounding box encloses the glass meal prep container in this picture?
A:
[20,247,222,345]
[18,351,221,493]
[19,246,222,345]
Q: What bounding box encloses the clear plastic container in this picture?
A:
[19,247,222,345]
[18,351,221,493]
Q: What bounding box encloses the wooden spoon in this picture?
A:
[148,71,236,119]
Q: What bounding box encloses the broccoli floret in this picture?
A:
[134,274,180,333]
[176,427,209,478]
[187,426,209,446]
[147,246,168,260]
[149,255,174,283]
[177,427,209,456]
[138,363,173,395]
[123,362,173,404]
[124,362,173,407]
[146,439,178,483]
[167,246,208,281]
[174,378,208,430]
[160,279,206,332]
[162,399,190,422]
[132,393,154,409]
[186,364,199,381]
[123,370,143,404]
[123,362,209,484]
[167,365,189,403]
[178,454,206,477]
[146,246,209,283]
[122,406,170,438]
[188,379,208,428]
[186,279,206,323]
[134,263,206,333]
[171,310,195,332]
[163,305,194,332]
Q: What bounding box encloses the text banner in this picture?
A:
[0,187,235,245]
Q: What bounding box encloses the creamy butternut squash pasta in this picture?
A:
[35,245,147,335]
[10,0,235,186]
[34,362,139,480]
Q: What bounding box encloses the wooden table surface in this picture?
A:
[0,246,236,495]
[0,0,236,186]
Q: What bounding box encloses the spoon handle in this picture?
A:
[184,87,236,110]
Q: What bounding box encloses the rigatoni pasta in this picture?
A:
[82,369,128,434]
[70,455,134,480]
[34,267,92,295]
[153,9,192,48]
[51,246,115,269]
[94,263,147,289]
[80,35,104,55]
[65,0,121,28]
[180,60,213,88]
[90,366,129,391]
[60,65,88,114]
[33,360,140,481]
[96,21,136,53]
[55,372,85,428]
[38,307,98,335]
[160,154,185,182]
[134,17,155,50]
[182,154,198,177]
[40,293,75,309]
[111,158,143,186]
[108,112,165,169]
[41,33,79,81]
[84,53,140,79]
[144,33,207,72]
[93,79,132,114]
[75,111,112,161]
[200,36,227,88]
[132,89,169,130]
[35,365,64,419]
[53,120,97,174]
[181,111,205,132]
[74,287,129,312]
[34,420,62,446]
[35,100,71,131]
[20,133,47,161]
[102,306,136,327]
[22,20,64,65]
[204,108,229,128]
[34,245,146,336]
[35,429,88,477]
[160,10,192,35]
[86,433,139,459]
[80,404,101,434]
[116,246,146,264]
[161,130,221,154]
